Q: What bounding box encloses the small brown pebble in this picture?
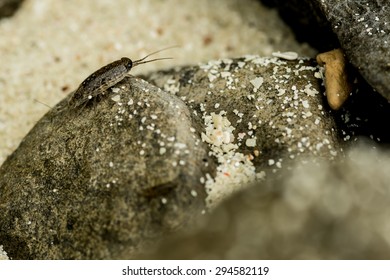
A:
[316,49,353,110]
[156,27,164,36]
[203,35,213,46]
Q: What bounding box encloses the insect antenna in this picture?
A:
[132,57,173,67]
[132,45,178,66]
[34,98,53,109]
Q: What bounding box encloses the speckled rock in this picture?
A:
[320,0,390,102]
[0,56,342,259]
[146,56,341,164]
[0,77,209,259]
[0,0,23,18]
[144,56,342,208]
[142,142,390,259]
[261,0,390,101]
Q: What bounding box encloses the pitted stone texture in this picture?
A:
[146,56,341,168]
[0,77,209,259]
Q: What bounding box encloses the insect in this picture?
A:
[68,46,175,109]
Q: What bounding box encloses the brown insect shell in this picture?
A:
[69,57,134,108]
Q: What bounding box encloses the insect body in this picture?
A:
[69,47,173,109]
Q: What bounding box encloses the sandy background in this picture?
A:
[0,0,315,259]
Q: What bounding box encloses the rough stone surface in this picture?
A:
[146,56,341,164]
[0,56,342,259]
[145,53,389,259]
[261,0,390,101]
[143,142,390,259]
[320,0,390,101]
[144,56,342,208]
[0,77,209,259]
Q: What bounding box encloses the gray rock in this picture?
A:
[261,0,390,101]
[144,56,343,208]
[261,0,337,51]
[320,0,390,101]
[145,56,341,165]
[0,56,341,259]
[142,142,390,259]
[0,77,209,259]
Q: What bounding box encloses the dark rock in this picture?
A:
[0,56,342,259]
[142,142,390,259]
[0,77,209,259]
[260,0,338,51]
[139,55,390,260]
[319,0,390,101]
[335,81,390,144]
[145,56,341,165]
[0,0,24,18]
[260,0,390,101]
[145,56,342,209]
